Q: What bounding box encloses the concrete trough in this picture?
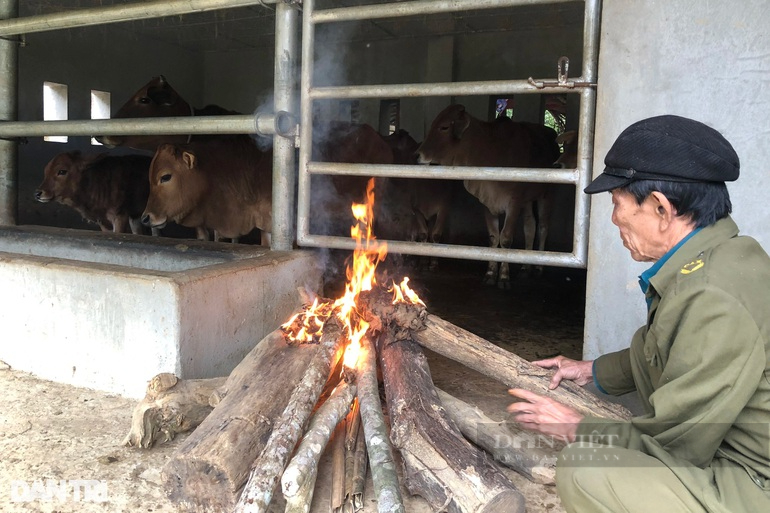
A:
[0,226,324,398]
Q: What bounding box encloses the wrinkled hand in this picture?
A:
[507,388,583,442]
[533,355,594,389]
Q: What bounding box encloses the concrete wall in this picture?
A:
[583,0,770,359]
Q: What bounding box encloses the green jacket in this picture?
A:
[581,216,770,511]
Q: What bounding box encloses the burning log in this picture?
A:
[378,316,527,513]
[234,321,346,513]
[436,388,557,486]
[355,336,406,513]
[413,314,632,421]
[161,330,337,512]
[123,373,226,449]
[281,380,357,509]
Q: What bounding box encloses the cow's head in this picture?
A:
[382,129,420,165]
[142,143,204,229]
[416,104,471,165]
[35,151,93,205]
[96,75,193,151]
[554,130,578,168]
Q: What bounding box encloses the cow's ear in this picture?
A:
[452,110,471,139]
[182,151,196,169]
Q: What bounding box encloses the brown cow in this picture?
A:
[35,151,155,235]
[417,104,560,289]
[96,75,241,151]
[141,137,272,244]
[380,129,456,271]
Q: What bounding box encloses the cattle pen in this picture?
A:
[1,1,770,512]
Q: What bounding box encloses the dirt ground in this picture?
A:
[0,260,585,513]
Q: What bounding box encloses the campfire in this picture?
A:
[123,179,632,513]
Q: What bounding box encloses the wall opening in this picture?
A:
[43,81,68,143]
[90,90,111,145]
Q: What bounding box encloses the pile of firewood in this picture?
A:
[124,286,631,513]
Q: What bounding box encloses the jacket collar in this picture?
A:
[648,216,740,299]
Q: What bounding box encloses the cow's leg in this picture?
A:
[482,208,501,286]
[111,217,128,234]
[428,208,449,272]
[519,202,537,277]
[414,212,431,270]
[195,227,211,241]
[128,217,144,235]
[533,195,553,275]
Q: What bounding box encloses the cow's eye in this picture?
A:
[160,174,172,183]
[139,96,152,104]
[57,169,67,176]
[439,125,449,132]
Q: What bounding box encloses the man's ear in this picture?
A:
[649,191,676,225]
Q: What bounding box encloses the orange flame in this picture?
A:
[281,178,424,371]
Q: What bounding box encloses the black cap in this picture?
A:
[584,115,740,194]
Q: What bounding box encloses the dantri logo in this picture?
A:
[10,479,108,503]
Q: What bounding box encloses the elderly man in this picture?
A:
[508,115,770,512]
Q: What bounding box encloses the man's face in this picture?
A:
[610,189,669,262]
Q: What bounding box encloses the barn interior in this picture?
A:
[10,0,590,379]
[1,1,592,512]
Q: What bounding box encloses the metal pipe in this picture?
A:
[0,0,276,37]
[270,0,299,251]
[297,0,315,242]
[312,0,583,24]
[297,234,585,269]
[0,113,285,138]
[307,162,578,184]
[0,0,18,226]
[310,80,586,100]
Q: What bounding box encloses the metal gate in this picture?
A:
[0,0,600,269]
[298,0,601,269]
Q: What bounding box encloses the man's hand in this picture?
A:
[534,355,594,389]
[507,388,583,442]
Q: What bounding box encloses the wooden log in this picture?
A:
[281,381,357,501]
[331,414,348,513]
[436,388,557,486]
[123,373,226,449]
[355,336,405,513]
[350,410,368,512]
[379,331,526,513]
[161,330,335,512]
[413,314,632,421]
[234,322,345,513]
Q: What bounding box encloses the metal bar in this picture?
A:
[0,0,17,226]
[0,0,276,37]
[310,80,588,100]
[312,0,583,24]
[0,115,259,138]
[297,0,315,242]
[270,1,299,251]
[307,162,579,184]
[297,234,585,269]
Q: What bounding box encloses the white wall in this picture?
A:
[584,0,770,358]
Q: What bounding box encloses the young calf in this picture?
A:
[36,151,154,234]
